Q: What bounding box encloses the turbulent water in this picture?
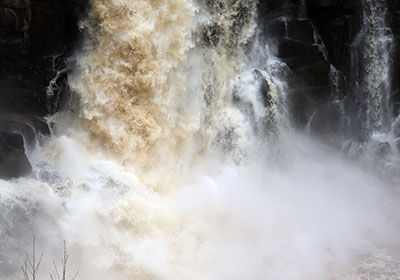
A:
[1,0,400,279]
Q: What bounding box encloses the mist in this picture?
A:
[1,0,400,279]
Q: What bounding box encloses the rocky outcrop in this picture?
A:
[0,0,87,178]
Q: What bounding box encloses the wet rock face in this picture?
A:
[305,0,359,73]
[0,0,88,115]
[0,0,87,178]
[258,0,346,130]
[258,0,400,137]
[306,0,400,137]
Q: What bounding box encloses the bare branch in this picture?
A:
[49,241,78,280]
[21,236,44,280]
[70,270,79,280]
[21,237,78,280]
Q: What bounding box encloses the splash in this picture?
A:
[1,0,400,279]
[2,134,400,280]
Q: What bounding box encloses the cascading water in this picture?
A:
[1,1,400,280]
[347,0,400,175]
[353,0,394,138]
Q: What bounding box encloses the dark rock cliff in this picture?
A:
[306,0,400,136]
[0,0,87,178]
[258,0,347,142]
[259,0,400,142]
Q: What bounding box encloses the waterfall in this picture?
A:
[1,1,400,279]
[347,0,400,173]
[353,0,394,138]
[69,0,277,188]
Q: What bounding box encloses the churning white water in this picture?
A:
[1,0,400,279]
[2,132,400,280]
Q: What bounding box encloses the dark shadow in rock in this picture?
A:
[0,132,31,179]
[0,113,51,179]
